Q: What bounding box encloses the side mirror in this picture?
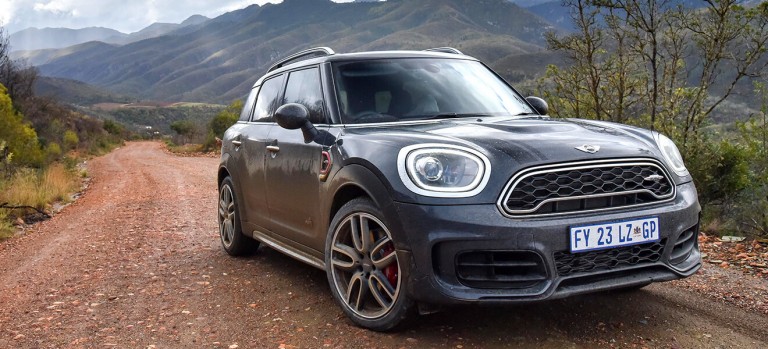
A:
[525,96,549,115]
[275,103,319,143]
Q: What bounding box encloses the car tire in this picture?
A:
[325,198,414,331]
[218,177,258,256]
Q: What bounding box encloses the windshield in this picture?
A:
[332,58,533,124]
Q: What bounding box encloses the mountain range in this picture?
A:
[9,15,209,52]
[22,0,560,104]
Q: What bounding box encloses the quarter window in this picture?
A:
[239,86,259,122]
[283,67,326,124]
[253,75,284,122]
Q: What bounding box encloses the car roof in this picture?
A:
[259,49,479,82]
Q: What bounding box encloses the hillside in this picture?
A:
[34,76,136,106]
[105,15,210,45]
[35,0,557,103]
[9,27,125,51]
[9,15,210,53]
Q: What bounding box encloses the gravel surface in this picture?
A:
[1,141,767,348]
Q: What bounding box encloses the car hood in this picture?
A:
[343,117,660,164]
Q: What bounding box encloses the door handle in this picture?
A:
[266,145,280,153]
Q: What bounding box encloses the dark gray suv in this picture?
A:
[217,47,701,331]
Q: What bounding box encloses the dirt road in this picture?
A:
[1,142,766,348]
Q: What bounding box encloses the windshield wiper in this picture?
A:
[426,113,461,119]
[425,113,494,120]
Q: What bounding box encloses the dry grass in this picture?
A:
[0,211,14,239]
[0,164,80,210]
[0,164,81,239]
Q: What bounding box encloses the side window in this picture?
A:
[239,86,260,122]
[283,67,327,124]
[253,75,284,122]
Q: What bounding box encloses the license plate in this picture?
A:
[570,217,660,253]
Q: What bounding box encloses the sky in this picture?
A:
[0,0,356,35]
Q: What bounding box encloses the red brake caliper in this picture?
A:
[382,244,398,286]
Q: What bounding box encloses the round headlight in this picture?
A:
[654,133,689,176]
[415,156,444,182]
[397,144,492,197]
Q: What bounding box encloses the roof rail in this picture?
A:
[267,47,336,73]
[424,47,464,55]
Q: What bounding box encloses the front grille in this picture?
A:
[554,239,666,277]
[500,160,674,216]
[456,251,547,289]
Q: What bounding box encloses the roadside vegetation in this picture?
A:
[539,0,768,239]
[0,27,127,238]
[82,102,224,137]
[166,100,242,153]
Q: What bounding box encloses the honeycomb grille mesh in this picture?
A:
[554,240,666,276]
[502,162,673,215]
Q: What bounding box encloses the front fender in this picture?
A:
[325,164,412,251]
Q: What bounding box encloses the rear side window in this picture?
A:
[239,86,260,122]
[283,67,326,124]
[253,75,284,122]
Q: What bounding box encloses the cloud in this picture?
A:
[2,0,286,34]
[33,1,73,14]
[0,0,15,28]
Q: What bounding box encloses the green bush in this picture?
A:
[0,83,43,167]
[687,139,750,206]
[63,130,79,150]
[203,100,242,150]
[45,142,62,162]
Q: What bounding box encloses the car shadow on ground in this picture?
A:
[227,244,697,347]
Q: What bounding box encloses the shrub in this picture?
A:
[0,83,43,167]
[63,130,79,150]
[45,142,62,162]
[203,100,242,151]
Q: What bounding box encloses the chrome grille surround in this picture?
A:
[497,158,676,217]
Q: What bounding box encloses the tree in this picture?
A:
[0,83,42,167]
[170,119,203,145]
[0,27,38,108]
[204,100,243,150]
[543,0,768,152]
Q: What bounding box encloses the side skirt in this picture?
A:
[252,230,326,270]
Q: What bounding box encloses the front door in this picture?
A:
[264,66,328,251]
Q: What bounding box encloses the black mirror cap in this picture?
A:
[275,103,310,130]
[526,96,549,115]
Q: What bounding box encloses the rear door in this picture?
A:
[264,66,328,251]
[233,74,284,233]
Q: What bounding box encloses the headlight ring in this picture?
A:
[397,144,491,197]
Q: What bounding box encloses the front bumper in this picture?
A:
[392,182,701,305]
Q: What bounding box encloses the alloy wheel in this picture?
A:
[218,184,236,248]
[329,213,401,319]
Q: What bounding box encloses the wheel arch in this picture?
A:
[325,164,410,249]
[218,166,230,187]
[329,184,370,227]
